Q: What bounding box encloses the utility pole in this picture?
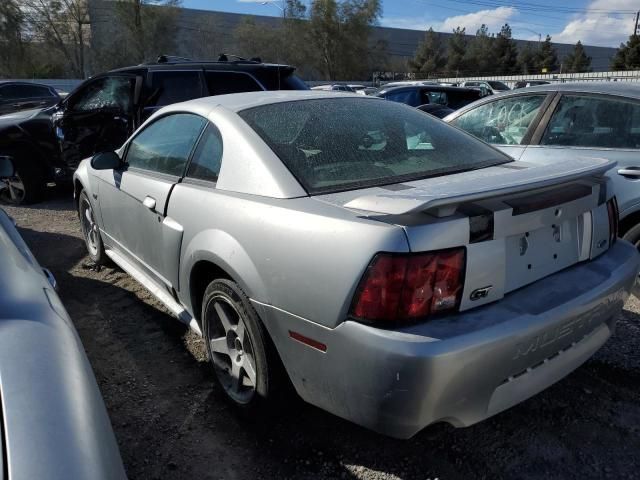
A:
[634,11,639,37]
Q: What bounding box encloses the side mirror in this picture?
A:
[0,156,15,178]
[91,151,122,170]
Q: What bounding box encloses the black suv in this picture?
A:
[0,56,308,204]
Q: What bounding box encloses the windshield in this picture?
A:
[488,81,510,91]
[239,98,511,194]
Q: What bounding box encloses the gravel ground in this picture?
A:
[4,188,640,480]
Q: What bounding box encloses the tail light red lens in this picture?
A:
[350,248,466,324]
[607,196,619,246]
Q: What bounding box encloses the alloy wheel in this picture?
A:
[206,296,258,404]
[0,174,26,204]
[80,198,99,256]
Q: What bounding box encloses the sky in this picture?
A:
[182,0,639,47]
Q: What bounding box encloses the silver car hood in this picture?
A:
[0,210,126,480]
[315,157,615,217]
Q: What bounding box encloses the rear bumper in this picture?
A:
[255,240,639,439]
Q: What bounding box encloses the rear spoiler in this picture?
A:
[344,158,615,217]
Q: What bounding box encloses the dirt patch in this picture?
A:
[4,189,640,480]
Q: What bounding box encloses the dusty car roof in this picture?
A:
[176,90,377,114]
[513,81,640,98]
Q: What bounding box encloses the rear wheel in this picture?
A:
[0,155,44,205]
[202,279,281,410]
[79,190,107,264]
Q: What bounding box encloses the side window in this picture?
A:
[541,95,640,149]
[126,113,206,176]
[0,84,53,98]
[149,71,203,107]
[69,76,134,112]
[385,90,416,106]
[451,95,546,145]
[205,71,263,96]
[186,124,224,182]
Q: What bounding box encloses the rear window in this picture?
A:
[238,98,511,194]
[488,81,510,91]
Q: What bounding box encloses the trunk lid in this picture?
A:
[315,157,615,311]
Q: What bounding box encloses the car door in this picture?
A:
[53,74,141,169]
[447,93,554,160]
[95,112,207,290]
[521,93,640,217]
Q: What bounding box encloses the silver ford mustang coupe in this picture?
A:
[73,91,639,439]
[0,200,126,478]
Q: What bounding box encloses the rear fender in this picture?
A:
[180,228,268,314]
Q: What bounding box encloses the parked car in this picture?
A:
[0,81,60,115]
[444,82,640,246]
[416,103,455,118]
[0,159,126,479]
[460,80,511,94]
[311,84,355,92]
[0,56,308,205]
[74,91,638,439]
[375,85,483,113]
[514,80,551,89]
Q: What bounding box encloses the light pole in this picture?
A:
[517,27,542,45]
[260,1,286,19]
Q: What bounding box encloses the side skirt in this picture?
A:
[105,248,202,336]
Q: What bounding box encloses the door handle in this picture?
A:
[143,196,156,210]
[617,168,640,178]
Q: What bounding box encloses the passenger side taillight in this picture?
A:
[350,248,466,324]
[607,196,619,246]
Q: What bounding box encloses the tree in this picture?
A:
[518,43,538,74]
[445,27,467,76]
[610,34,640,70]
[537,35,559,73]
[0,0,26,77]
[494,23,518,74]
[564,40,591,73]
[464,24,494,75]
[409,27,445,77]
[21,0,92,77]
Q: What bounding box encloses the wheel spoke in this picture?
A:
[209,337,229,356]
[235,319,246,343]
[84,207,93,224]
[242,356,257,386]
[230,362,242,392]
[214,302,233,333]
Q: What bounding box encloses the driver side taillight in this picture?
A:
[350,248,466,324]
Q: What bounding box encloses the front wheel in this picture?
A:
[79,190,107,264]
[622,223,640,249]
[0,155,44,205]
[202,279,281,410]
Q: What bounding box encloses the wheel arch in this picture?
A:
[182,230,269,326]
[619,206,640,238]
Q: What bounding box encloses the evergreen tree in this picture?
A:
[518,43,538,74]
[563,40,591,73]
[408,27,445,77]
[464,24,494,75]
[537,35,559,73]
[494,23,519,74]
[610,34,640,70]
[445,26,467,76]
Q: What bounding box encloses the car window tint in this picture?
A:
[424,91,447,105]
[253,72,309,91]
[239,98,511,195]
[150,71,202,107]
[541,95,640,149]
[70,76,134,112]
[385,90,416,106]
[451,95,546,145]
[186,124,223,182]
[205,71,262,96]
[0,84,53,98]
[126,114,206,176]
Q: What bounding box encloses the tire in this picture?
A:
[78,190,107,264]
[622,222,640,249]
[0,154,44,205]
[202,279,283,411]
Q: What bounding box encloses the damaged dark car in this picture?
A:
[0,56,308,204]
